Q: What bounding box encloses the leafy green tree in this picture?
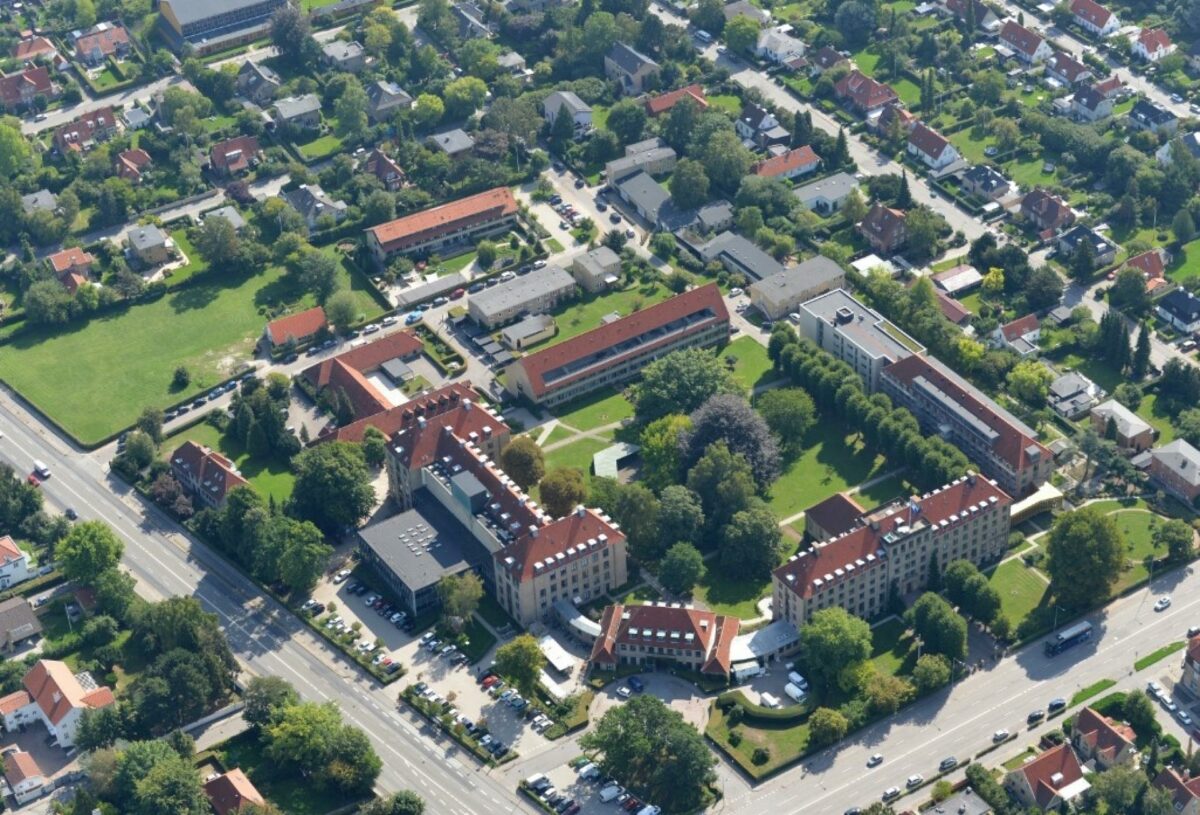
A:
[1173,208,1196,244]
[361,792,426,815]
[1153,518,1195,562]
[289,442,375,533]
[1006,359,1054,406]
[861,665,915,714]
[362,426,388,469]
[57,521,124,584]
[912,653,952,692]
[669,158,710,210]
[1088,764,1147,814]
[605,99,647,145]
[908,593,967,660]
[682,394,780,487]
[694,129,754,193]
[639,415,691,490]
[724,15,760,53]
[686,442,756,535]
[500,436,545,490]
[799,608,871,693]
[540,467,588,518]
[1045,507,1125,609]
[193,213,242,270]
[325,290,359,331]
[1132,323,1152,380]
[334,76,369,137]
[1123,689,1157,735]
[243,677,299,728]
[808,707,848,747]
[659,542,705,594]
[755,387,816,457]
[412,94,444,129]
[442,76,488,119]
[269,4,313,68]
[720,501,782,580]
[77,703,131,751]
[437,572,483,630]
[136,408,165,444]
[0,122,33,179]
[494,634,547,697]
[277,520,332,594]
[656,485,704,548]
[580,695,715,811]
[295,249,341,304]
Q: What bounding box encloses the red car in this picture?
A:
[450,288,466,300]
[482,675,499,689]
[26,474,39,487]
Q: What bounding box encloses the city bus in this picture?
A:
[1044,621,1093,656]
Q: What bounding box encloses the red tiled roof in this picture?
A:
[4,751,41,785]
[936,290,971,324]
[0,67,53,107]
[13,36,56,61]
[1155,768,1200,812]
[834,70,898,110]
[58,272,88,295]
[1021,189,1075,231]
[1070,0,1113,27]
[1074,707,1135,763]
[1137,28,1173,53]
[1000,20,1045,57]
[1126,249,1166,278]
[510,284,729,398]
[171,441,249,503]
[754,145,820,177]
[266,306,326,346]
[302,331,422,420]
[804,493,865,538]
[367,188,518,254]
[775,525,887,599]
[1094,73,1124,96]
[0,536,23,567]
[115,147,151,181]
[884,355,1051,472]
[204,768,266,815]
[503,506,627,581]
[1046,52,1091,83]
[859,203,907,248]
[364,149,404,185]
[74,23,130,58]
[644,84,708,116]
[0,690,31,716]
[1011,743,1085,809]
[47,247,94,275]
[53,106,115,153]
[878,103,917,132]
[316,361,391,420]
[1000,313,1039,341]
[907,122,952,161]
[330,381,497,445]
[702,614,740,676]
[589,603,736,676]
[23,660,114,726]
[211,136,261,174]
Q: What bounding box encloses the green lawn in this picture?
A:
[164,421,296,503]
[1134,641,1185,671]
[296,132,343,161]
[218,732,359,815]
[1004,156,1057,189]
[0,265,310,444]
[528,282,672,351]
[856,473,911,507]
[692,546,801,619]
[91,67,124,89]
[722,336,776,392]
[1136,394,1176,444]
[1071,678,1116,706]
[851,48,881,76]
[1111,510,1162,592]
[986,559,1050,631]
[543,424,576,446]
[708,94,742,115]
[870,617,915,677]
[706,702,810,777]
[543,437,612,475]
[551,387,634,432]
[317,245,388,322]
[1166,238,1200,284]
[164,229,210,287]
[1046,350,1125,394]
[893,78,923,109]
[765,418,887,519]
[546,238,565,253]
[948,130,999,165]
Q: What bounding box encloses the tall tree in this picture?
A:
[639,415,691,490]
[500,436,545,490]
[681,394,781,487]
[437,572,483,630]
[686,442,756,535]
[57,521,124,584]
[719,500,783,579]
[269,5,313,68]
[494,634,547,696]
[539,467,588,518]
[634,348,739,422]
[656,485,704,548]
[243,677,299,729]
[659,542,705,594]
[1046,508,1126,609]
[289,442,375,533]
[1132,322,1151,380]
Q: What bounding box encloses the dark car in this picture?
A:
[1028,709,1046,724]
[627,676,644,692]
[64,507,78,520]
[609,213,621,224]
[1048,697,1067,713]
[192,399,207,409]
[938,757,957,771]
[468,283,485,294]
[596,202,608,212]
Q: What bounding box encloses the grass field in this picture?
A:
[1111,509,1162,592]
[986,559,1050,631]
[163,421,296,503]
[542,437,611,475]
[708,94,742,115]
[869,617,915,677]
[318,245,388,321]
[1071,678,1116,706]
[722,336,777,392]
[551,388,634,432]
[766,417,887,519]
[692,542,803,620]
[1166,238,1200,284]
[1136,394,1176,444]
[857,473,910,507]
[948,129,999,165]
[543,424,576,446]
[297,132,344,161]
[1134,641,1185,671]
[529,282,672,350]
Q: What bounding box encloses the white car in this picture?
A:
[1155,596,1172,611]
[1178,710,1193,726]
[333,569,351,583]
[1148,680,1163,698]
[729,287,744,297]
[993,729,1010,742]
[906,774,924,788]
[617,686,632,699]
[866,753,883,767]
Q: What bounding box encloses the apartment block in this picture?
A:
[796,288,923,391]
[365,187,519,269]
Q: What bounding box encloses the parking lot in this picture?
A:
[526,754,663,815]
[591,672,710,730]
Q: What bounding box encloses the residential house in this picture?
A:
[1021,189,1075,234]
[723,0,772,24]
[366,79,413,123]
[468,265,578,328]
[834,70,900,116]
[452,2,494,39]
[590,602,739,680]
[543,90,592,136]
[613,170,670,222]
[1182,634,1200,695]
[72,21,131,66]
[756,26,806,65]
[365,187,519,268]
[236,60,280,105]
[363,148,405,191]
[47,247,95,294]
[501,315,556,350]
[273,94,321,130]
[1058,225,1118,266]
[1049,371,1104,419]
[944,0,1001,32]
[809,45,848,74]
[127,225,176,266]
[0,536,30,592]
[961,164,1012,201]
[122,106,151,130]
[0,66,56,110]
[1093,73,1125,99]
[1157,132,1200,166]
[801,492,865,542]
[1004,744,1090,810]
[906,123,960,171]
[1045,52,1093,86]
[1000,20,1053,63]
[735,102,790,149]
[12,36,62,68]
[264,306,327,349]
[605,139,677,182]
[858,203,907,254]
[571,246,622,292]
[1132,28,1175,61]
[1154,767,1200,815]
[1072,84,1114,121]
[0,660,115,749]
[605,42,660,96]
[20,190,57,216]
[793,172,860,214]
[753,145,820,180]
[1150,439,1200,504]
[300,330,423,424]
[114,147,151,183]
[875,102,919,134]
[1070,0,1119,36]
[0,595,41,652]
[1128,99,1178,135]
[321,39,367,72]
[53,107,118,154]
[1125,248,1169,293]
[797,288,922,391]
[170,440,249,509]
[1091,399,1153,451]
[1157,287,1200,333]
[202,206,248,233]
[204,769,266,815]
[937,292,972,325]
[210,135,261,177]
[3,751,44,805]
[157,0,288,55]
[932,264,982,296]
[428,128,476,159]
[496,51,528,77]
[992,313,1041,357]
[749,255,845,320]
[644,84,708,117]
[282,184,348,231]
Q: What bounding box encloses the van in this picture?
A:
[787,672,808,690]
[695,29,713,43]
[637,806,661,815]
[33,461,50,479]
[599,786,623,802]
[578,763,599,780]
[526,774,550,792]
[784,683,806,703]
[759,692,782,709]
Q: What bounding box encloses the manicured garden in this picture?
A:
[722,336,777,392]
[985,559,1050,633]
[296,132,344,161]
[765,417,887,519]
[163,421,296,503]
[550,387,635,432]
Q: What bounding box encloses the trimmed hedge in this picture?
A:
[716,690,809,723]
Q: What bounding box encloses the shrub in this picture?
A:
[751,747,770,765]
[727,704,745,726]
[727,729,742,747]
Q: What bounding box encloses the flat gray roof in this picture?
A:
[397,272,468,308]
[275,94,320,119]
[163,0,281,26]
[701,231,784,281]
[470,266,576,322]
[800,288,922,362]
[616,170,669,217]
[793,172,859,205]
[502,313,555,343]
[357,495,487,593]
[749,255,844,302]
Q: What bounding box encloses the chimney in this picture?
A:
[463,398,473,411]
[575,505,586,517]
[1050,772,1064,788]
[528,525,539,537]
[417,416,427,428]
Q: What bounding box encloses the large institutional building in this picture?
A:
[772,474,1012,627]
[365,187,519,269]
[590,603,739,679]
[158,0,287,55]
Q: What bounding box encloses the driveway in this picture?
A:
[590,672,710,730]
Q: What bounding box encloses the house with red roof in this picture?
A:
[170,441,249,509]
[53,106,118,154]
[3,750,45,805]
[1045,52,1093,87]
[834,70,899,116]
[1093,73,1125,99]
[72,21,132,66]
[774,474,1012,627]
[1021,189,1076,236]
[1125,248,1169,291]
[1004,744,1090,810]
[0,659,115,749]
[1071,706,1137,769]
[1000,21,1053,63]
[1132,28,1175,61]
[753,145,820,180]
[264,306,327,349]
[114,147,152,182]
[803,493,865,542]
[644,83,707,117]
[858,203,907,254]
[1070,0,1119,36]
[0,66,56,110]
[365,187,519,270]
[12,36,61,67]
[363,149,405,191]
[1156,767,1200,815]
[906,122,960,171]
[46,247,95,295]
[1182,634,1200,695]
[590,602,739,679]
[0,535,30,589]
[302,330,423,428]
[204,768,266,815]
[210,135,261,178]
[936,290,972,325]
[991,313,1041,357]
[809,46,848,74]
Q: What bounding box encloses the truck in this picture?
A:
[733,663,766,683]
[1044,621,1093,656]
[759,692,782,709]
[599,786,623,803]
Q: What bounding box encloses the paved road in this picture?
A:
[0,391,528,815]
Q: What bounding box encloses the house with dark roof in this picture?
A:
[1070,0,1119,36]
[264,306,327,348]
[1157,287,1200,333]
[363,149,405,191]
[834,70,899,116]
[754,145,819,180]
[881,355,1052,495]
[590,602,739,679]
[1048,371,1103,420]
[1004,744,1090,810]
[1045,52,1093,86]
[506,284,729,407]
[452,1,494,39]
[1128,98,1178,135]
[126,224,176,266]
[1000,20,1052,63]
[204,768,265,815]
[991,313,1041,357]
[1158,132,1200,167]
[321,39,367,72]
[543,90,592,135]
[700,231,784,281]
[210,135,261,177]
[605,42,659,96]
[428,128,476,159]
[1058,225,1117,266]
[20,189,57,216]
[366,79,413,123]
[1072,706,1137,769]
[613,169,671,222]
[736,102,790,148]
[171,441,249,509]
[943,0,1000,32]
[809,45,848,74]
[365,187,519,268]
[0,66,56,110]
[72,21,131,66]
[158,0,287,54]
[282,184,347,232]
[1072,83,1113,121]
[273,94,321,129]
[961,164,1012,201]
[1132,28,1174,62]
[793,172,860,214]
[236,60,280,105]
[906,123,960,171]
[858,203,907,254]
[1154,767,1200,815]
[644,84,707,117]
[1020,189,1075,234]
[0,596,41,653]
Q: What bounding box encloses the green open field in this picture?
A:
[986,559,1050,631]
[708,94,742,115]
[1136,394,1176,444]
[551,387,634,432]
[542,436,612,475]
[296,129,344,161]
[528,281,672,351]
[722,336,777,392]
[692,542,800,619]
[1111,509,1162,592]
[1166,238,1200,284]
[869,617,916,677]
[948,130,1000,165]
[856,473,911,507]
[765,417,887,519]
[164,421,296,503]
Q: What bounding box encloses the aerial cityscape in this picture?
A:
[0,0,1198,812]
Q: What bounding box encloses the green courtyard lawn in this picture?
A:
[948,130,999,165]
[765,417,887,519]
[706,701,811,776]
[850,48,882,77]
[856,473,911,507]
[986,559,1050,632]
[551,387,634,432]
[722,336,777,392]
[542,436,612,476]
[1166,238,1200,284]
[1136,394,1176,444]
[708,94,742,115]
[869,617,916,677]
[163,229,210,287]
[1111,509,1163,593]
[692,541,802,619]
[0,259,348,445]
[1045,349,1125,394]
[543,424,576,446]
[216,731,360,815]
[296,131,344,161]
[529,281,672,351]
[1003,155,1058,189]
[164,421,296,503]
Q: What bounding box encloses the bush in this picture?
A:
[727,729,742,746]
[751,747,770,765]
[727,703,745,725]
[42,632,83,658]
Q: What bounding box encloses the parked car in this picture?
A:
[906,775,923,788]
[867,754,883,767]
[627,676,644,692]
[993,729,1010,742]
[1027,709,1045,724]
[333,569,351,584]
[1048,697,1067,713]
[939,757,957,771]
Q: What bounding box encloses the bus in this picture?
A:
[1044,621,1093,656]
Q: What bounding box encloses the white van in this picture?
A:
[599,785,622,802]
[637,806,661,815]
[788,672,809,690]
[33,461,50,479]
[784,682,807,703]
[760,692,782,709]
[733,664,766,683]
[694,29,713,43]
[578,763,600,780]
